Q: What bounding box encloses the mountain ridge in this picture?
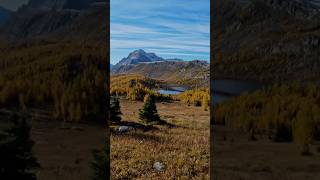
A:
[112,49,204,72]
[112,50,209,87]
[0,0,106,41]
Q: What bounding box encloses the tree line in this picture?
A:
[177,88,210,110]
[0,42,107,122]
[111,74,210,110]
[215,83,320,154]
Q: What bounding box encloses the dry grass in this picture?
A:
[212,125,320,180]
[0,107,106,180]
[111,99,210,179]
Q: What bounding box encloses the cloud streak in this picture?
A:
[110,0,210,64]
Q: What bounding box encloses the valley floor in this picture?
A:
[110,99,210,179]
[212,125,320,180]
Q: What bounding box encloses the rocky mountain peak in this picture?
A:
[116,49,164,67]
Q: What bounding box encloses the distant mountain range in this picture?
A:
[112,49,209,87]
[213,0,320,83]
[0,6,12,26]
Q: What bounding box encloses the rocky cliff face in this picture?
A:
[213,0,320,83]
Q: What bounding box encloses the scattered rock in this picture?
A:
[153,162,165,172]
[118,126,133,133]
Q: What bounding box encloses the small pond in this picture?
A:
[212,80,266,104]
[157,86,188,95]
[156,80,266,102]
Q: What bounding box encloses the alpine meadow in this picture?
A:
[110,0,210,179]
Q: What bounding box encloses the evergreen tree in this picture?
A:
[0,114,40,179]
[91,145,109,180]
[110,96,122,122]
[139,95,160,124]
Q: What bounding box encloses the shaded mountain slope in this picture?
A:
[213,0,320,83]
[0,0,106,41]
[114,60,209,87]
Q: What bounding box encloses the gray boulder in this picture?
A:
[153,162,165,172]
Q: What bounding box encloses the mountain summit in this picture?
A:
[117,49,164,65]
[112,49,165,71]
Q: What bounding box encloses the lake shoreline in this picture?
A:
[211,79,267,104]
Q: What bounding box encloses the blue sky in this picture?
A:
[111,0,210,64]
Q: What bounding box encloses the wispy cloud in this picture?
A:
[111,24,158,35]
[110,0,210,64]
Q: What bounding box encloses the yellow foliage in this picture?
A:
[0,42,107,122]
[110,74,162,101]
[215,83,320,148]
[177,88,210,108]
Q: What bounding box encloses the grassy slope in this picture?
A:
[213,125,320,180]
[111,99,209,179]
